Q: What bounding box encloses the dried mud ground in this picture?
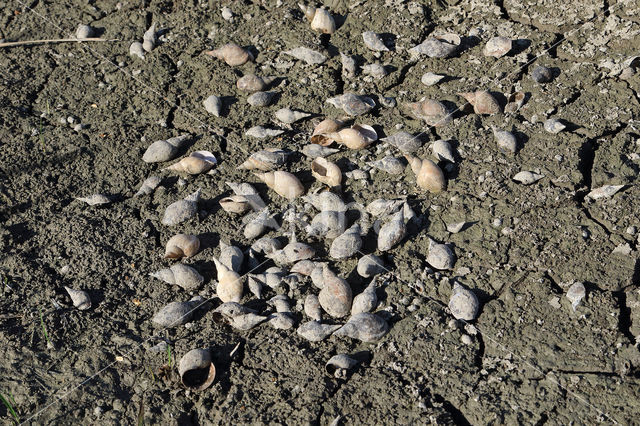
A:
[1,0,640,424]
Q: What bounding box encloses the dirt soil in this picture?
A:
[1,0,640,424]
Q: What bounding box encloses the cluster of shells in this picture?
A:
[68,3,617,391]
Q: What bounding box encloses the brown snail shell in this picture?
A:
[161,189,201,226]
[318,266,353,318]
[178,348,216,391]
[324,124,377,150]
[164,233,200,259]
[213,257,243,303]
[403,99,452,127]
[150,264,204,291]
[238,148,288,171]
[219,195,251,214]
[164,151,217,175]
[377,209,405,252]
[405,155,446,193]
[333,312,389,342]
[311,118,344,146]
[458,91,501,115]
[311,157,342,188]
[64,286,91,310]
[205,43,253,66]
[253,171,305,200]
[297,320,341,342]
[236,74,276,92]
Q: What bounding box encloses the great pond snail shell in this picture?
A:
[302,144,340,158]
[426,239,456,270]
[377,209,405,252]
[311,157,342,188]
[205,43,254,66]
[152,296,204,328]
[368,156,405,175]
[304,294,322,321]
[219,241,244,273]
[483,36,512,58]
[76,194,113,206]
[403,98,451,127]
[142,23,157,52]
[64,286,91,310]
[409,34,460,58]
[253,171,305,200]
[203,95,222,117]
[142,134,191,163]
[492,128,517,154]
[302,191,348,212]
[238,148,288,171]
[324,124,377,150]
[431,140,455,163]
[164,233,200,259]
[213,257,244,303]
[219,195,251,214]
[311,118,344,146]
[318,266,353,318]
[325,354,360,378]
[245,126,285,139]
[326,93,375,116]
[283,47,327,65]
[299,4,336,34]
[405,155,446,193]
[306,210,347,239]
[448,283,480,321]
[458,91,501,115]
[329,223,362,259]
[178,348,216,391]
[297,320,341,342]
[333,312,389,343]
[267,235,315,265]
[275,107,312,124]
[161,189,201,226]
[351,280,378,315]
[164,151,217,175]
[357,254,386,278]
[134,176,161,197]
[362,31,389,52]
[236,74,276,92]
[150,264,204,291]
[381,131,422,154]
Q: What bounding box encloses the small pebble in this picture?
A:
[531,65,553,83]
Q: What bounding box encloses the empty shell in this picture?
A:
[329,223,362,259]
[230,313,268,330]
[324,124,377,150]
[142,134,191,163]
[409,34,459,58]
[318,266,352,318]
[366,198,404,217]
[251,237,283,255]
[427,239,455,270]
[312,157,342,187]
[152,297,203,328]
[297,320,341,342]
[483,36,512,58]
[75,24,94,39]
[302,191,348,212]
[492,128,517,154]
[302,144,340,158]
[161,189,201,226]
[448,283,480,321]
[164,233,200,259]
[238,148,288,171]
[150,264,204,291]
[213,257,243,303]
[403,99,451,127]
[275,108,311,124]
[205,43,254,66]
[283,47,327,65]
[405,155,446,193]
[164,151,217,175]
[134,176,161,197]
[245,126,285,139]
[351,280,377,315]
[326,93,375,116]
[513,171,544,185]
[304,294,322,321]
[307,210,347,239]
[243,209,273,240]
[267,236,315,265]
[236,74,276,92]
[76,194,113,206]
[311,118,345,145]
[142,23,157,52]
[203,95,223,117]
[362,31,389,51]
[458,91,501,115]
[357,254,385,278]
[299,5,336,34]
[544,118,566,134]
[566,282,586,311]
[377,209,405,252]
[178,348,216,391]
[253,171,304,200]
[368,156,405,175]
[381,132,422,154]
[129,41,145,59]
[247,91,276,107]
[421,72,445,86]
[333,313,389,342]
[586,185,625,200]
[219,241,244,273]
[64,286,91,310]
[269,312,296,330]
[325,354,360,378]
[219,195,251,214]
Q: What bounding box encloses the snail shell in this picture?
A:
[377,209,405,252]
[340,53,357,76]
[219,241,244,273]
[134,176,161,197]
[351,280,377,315]
[544,118,566,134]
[247,275,264,299]
[253,171,305,200]
[205,43,253,66]
[431,140,455,163]
[324,124,377,150]
[238,148,288,171]
[214,302,255,319]
[311,118,345,146]
[326,93,375,116]
[64,286,91,310]
[142,134,191,163]
[302,191,347,212]
[483,36,512,58]
[213,257,244,303]
[283,47,327,65]
[178,348,216,391]
[368,156,405,175]
[245,126,285,139]
[427,239,455,270]
[307,210,347,239]
[532,65,553,83]
[75,24,94,39]
[249,270,285,290]
[421,72,446,86]
[203,95,222,117]
[142,23,157,52]
[302,144,340,158]
[251,237,283,255]
[269,312,296,330]
[311,157,342,187]
[405,155,446,193]
[243,209,272,240]
[275,107,311,124]
[566,282,586,311]
[219,195,250,214]
[76,194,113,206]
[164,151,217,175]
[505,91,525,114]
[152,296,203,328]
[236,74,276,92]
[492,128,517,154]
[381,131,422,154]
[357,254,386,278]
[318,266,352,318]
[297,320,341,342]
[310,263,327,289]
[150,264,204,291]
[230,313,268,330]
[161,189,201,226]
[404,99,452,127]
[227,181,266,211]
[448,283,480,321]
[325,354,360,378]
[513,171,544,185]
[247,91,276,107]
[164,233,200,259]
[362,63,387,79]
[267,238,315,265]
[329,223,362,259]
[269,294,291,313]
[366,198,404,217]
[458,91,501,115]
[129,41,145,59]
[586,185,624,200]
[409,35,459,58]
[299,5,336,34]
[362,31,389,52]
[304,294,322,321]
[291,259,316,275]
[333,312,389,342]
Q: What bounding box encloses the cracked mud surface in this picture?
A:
[1,0,640,424]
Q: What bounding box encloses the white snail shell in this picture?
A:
[253,171,305,200]
[150,264,204,291]
[213,257,243,303]
[64,286,91,310]
[318,266,353,318]
[297,320,341,342]
[161,189,201,226]
[164,233,200,259]
[178,348,216,391]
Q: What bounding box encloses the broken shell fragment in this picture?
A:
[377,209,405,252]
[483,36,512,58]
[150,264,204,291]
[134,176,161,197]
[566,282,586,311]
[311,118,344,146]
[492,128,517,154]
[448,284,480,321]
[178,348,216,391]
[247,91,276,107]
[238,148,288,171]
[76,194,113,206]
[362,63,387,79]
[351,280,377,315]
[586,185,625,200]
[340,53,357,76]
[326,93,375,116]
[297,320,341,342]
[283,47,327,65]
[64,286,91,310]
[75,24,94,40]
[330,223,362,259]
[427,239,455,270]
[319,266,353,318]
[409,34,459,58]
[219,195,251,214]
[203,95,223,117]
[304,294,322,321]
[142,134,191,163]
[357,254,386,278]
[302,144,340,158]
[236,74,276,92]
[312,157,342,188]
[164,233,200,259]
[325,124,377,150]
[245,126,285,139]
[161,189,201,226]
[307,210,347,239]
[403,99,451,127]
[253,171,305,200]
[381,132,422,154]
[205,43,253,66]
[325,354,360,378]
[152,297,203,328]
[421,72,446,86]
[504,91,525,114]
[333,313,389,343]
[219,241,244,273]
[513,171,544,185]
[458,91,501,115]
[362,31,389,52]
[164,151,217,175]
[431,140,455,163]
[213,257,243,303]
[368,156,405,175]
[405,155,446,193]
[275,107,311,124]
[544,118,566,134]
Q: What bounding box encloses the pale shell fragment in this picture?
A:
[362,31,389,51]
[586,185,624,200]
[362,63,387,79]
[203,95,223,117]
[245,126,285,139]
[297,320,340,341]
[76,194,113,206]
[142,23,157,52]
[178,348,216,391]
[75,24,94,40]
[448,284,480,321]
[275,108,311,124]
[161,189,201,226]
[409,35,459,58]
[64,286,91,310]
[236,74,276,92]
[326,93,375,116]
[492,128,517,154]
[483,36,512,58]
[566,282,586,311]
[129,41,145,59]
[421,72,446,86]
[377,209,405,252]
[513,171,544,185]
[340,53,357,76]
[333,313,389,342]
[283,47,327,64]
